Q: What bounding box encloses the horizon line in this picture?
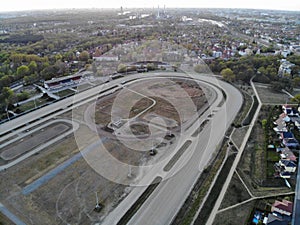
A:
[0,6,299,14]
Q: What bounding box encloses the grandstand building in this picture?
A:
[44,74,82,90]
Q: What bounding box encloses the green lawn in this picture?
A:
[16,98,49,112]
[55,89,75,97]
[267,150,280,162]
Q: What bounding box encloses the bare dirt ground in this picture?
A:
[94,78,207,127]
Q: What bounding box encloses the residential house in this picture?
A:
[280,131,299,148]
[93,55,119,62]
[279,113,290,123]
[282,138,299,148]
[278,60,295,77]
[279,171,293,179]
[280,147,297,162]
[266,212,291,225]
[279,160,297,173]
[280,131,294,140]
[273,118,287,133]
[271,200,293,217]
[284,107,299,117]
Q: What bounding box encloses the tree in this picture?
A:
[293,77,300,87]
[16,91,29,101]
[1,87,16,109]
[28,61,37,74]
[147,63,155,71]
[0,75,12,89]
[2,87,14,100]
[262,119,267,130]
[221,68,235,82]
[16,65,29,79]
[23,74,38,85]
[117,63,127,73]
[194,64,210,73]
[79,51,90,62]
[292,93,300,104]
[270,79,293,92]
[55,53,63,62]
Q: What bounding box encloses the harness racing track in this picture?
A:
[0,71,242,225]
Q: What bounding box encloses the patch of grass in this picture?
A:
[254,144,265,182]
[193,153,236,225]
[266,162,276,178]
[0,212,14,225]
[242,96,258,126]
[236,105,293,195]
[255,85,292,104]
[220,173,252,209]
[231,126,248,149]
[233,89,252,126]
[16,98,49,112]
[55,89,75,97]
[214,201,255,225]
[267,150,280,162]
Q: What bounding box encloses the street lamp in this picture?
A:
[94,191,102,212]
[5,100,10,121]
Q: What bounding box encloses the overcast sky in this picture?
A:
[1,0,300,12]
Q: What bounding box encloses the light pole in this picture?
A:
[33,97,37,108]
[5,100,10,121]
[94,191,102,212]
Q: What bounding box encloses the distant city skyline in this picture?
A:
[0,0,299,12]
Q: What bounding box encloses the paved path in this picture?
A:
[218,191,295,214]
[0,202,26,225]
[22,138,107,195]
[0,119,79,171]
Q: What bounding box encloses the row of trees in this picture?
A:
[207,54,300,87]
[207,55,283,83]
[0,50,95,90]
[0,86,30,116]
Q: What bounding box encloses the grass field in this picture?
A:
[17,98,50,112]
[255,85,292,104]
[220,173,251,209]
[0,213,14,225]
[213,201,255,225]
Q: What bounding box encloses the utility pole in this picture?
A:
[128,164,132,178]
[5,100,10,121]
[33,97,37,108]
[94,191,102,212]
